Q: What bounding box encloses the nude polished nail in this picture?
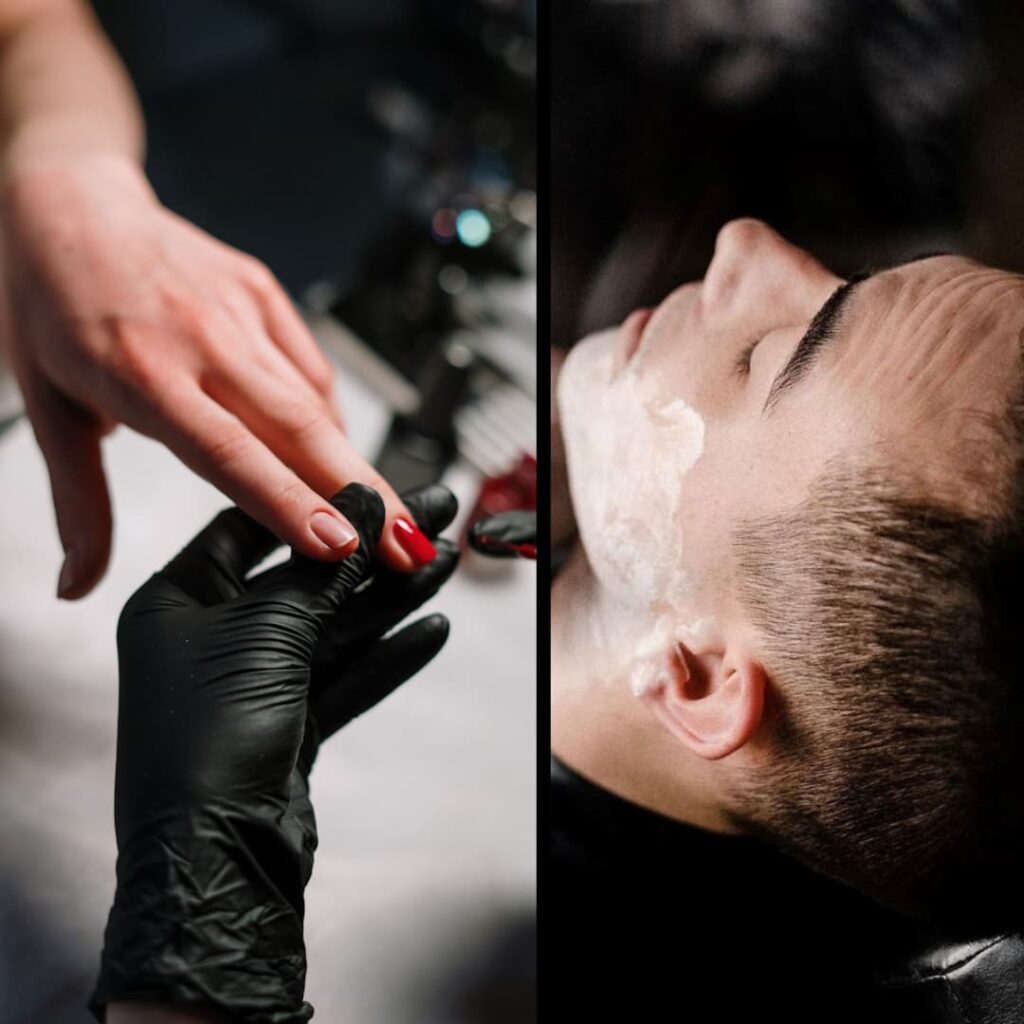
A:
[310,511,358,551]
[393,517,437,567]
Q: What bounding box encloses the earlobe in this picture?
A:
[641,644,766,761]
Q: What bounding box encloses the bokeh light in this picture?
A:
[431,207,458,243]
[456,208,492,247]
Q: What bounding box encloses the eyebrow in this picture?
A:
[762,250,953,415]
[762,275,865,414]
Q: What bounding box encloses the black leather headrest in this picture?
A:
[877,934,1024,1023]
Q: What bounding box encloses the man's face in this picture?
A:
[559,219,1024,634]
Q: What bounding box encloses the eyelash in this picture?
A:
[734,338,761,377]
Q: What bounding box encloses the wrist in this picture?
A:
[92,806,312,1024]
[0,148,153,210]
[0,96,143,175]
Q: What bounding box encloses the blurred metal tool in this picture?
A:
[454,376,535,479]
[373,341,474,493]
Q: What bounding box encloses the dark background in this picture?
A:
[93,0,536,297]
[551,0,1024,347]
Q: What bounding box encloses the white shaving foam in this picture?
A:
[558,328,714,695]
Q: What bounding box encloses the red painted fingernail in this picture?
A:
[393,517,436,567]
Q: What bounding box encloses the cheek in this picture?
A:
[560,337,724,696]
[560,341,706,607]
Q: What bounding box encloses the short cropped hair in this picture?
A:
[729,455,1024,930]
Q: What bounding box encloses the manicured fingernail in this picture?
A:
[393,517,436,567]
[310,511,358,551]
[57,548,80,599]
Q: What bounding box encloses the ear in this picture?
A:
[640,642,767,761]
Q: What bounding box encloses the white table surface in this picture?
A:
[0,360,537,1023]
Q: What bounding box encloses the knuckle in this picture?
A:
[269,474,312,514]
[276,399,329,442]
[202,425,253,472]
[195,309,233,351]
[159,286,205,331]
[311,354,334,393]
[103,321,161,392]
[240,255,275,290]
[161,288,230,343]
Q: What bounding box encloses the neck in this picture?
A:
[551,547,740,835]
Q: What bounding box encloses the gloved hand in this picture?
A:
[91,483,459,1024]
[469,509,537,560]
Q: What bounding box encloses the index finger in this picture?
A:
[146,380,363,562]
[202,362,433,574]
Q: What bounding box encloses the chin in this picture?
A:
[557,328,618,435]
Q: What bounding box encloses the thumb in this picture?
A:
[247,483,385,619]
[28,380,112,599]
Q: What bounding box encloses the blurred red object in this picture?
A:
[462,451,536,552]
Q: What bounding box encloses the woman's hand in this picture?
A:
[0,154,432,599]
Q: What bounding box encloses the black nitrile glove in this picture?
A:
[469,509,537,560]
[308,484,459,734]
[91,483,459,1024]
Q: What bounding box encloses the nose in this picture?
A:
[699,219,780,316]
[701,218,838,321]
[714,217,777,257]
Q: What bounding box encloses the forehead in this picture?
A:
[840,256,1024,408]
[810,256,1024,510]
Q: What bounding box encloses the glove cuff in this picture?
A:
[91,805,312,1024]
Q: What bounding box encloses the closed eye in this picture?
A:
[734,337,762,378]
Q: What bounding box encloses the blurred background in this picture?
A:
[552,0,1024,346]
[0,2,536,1022]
